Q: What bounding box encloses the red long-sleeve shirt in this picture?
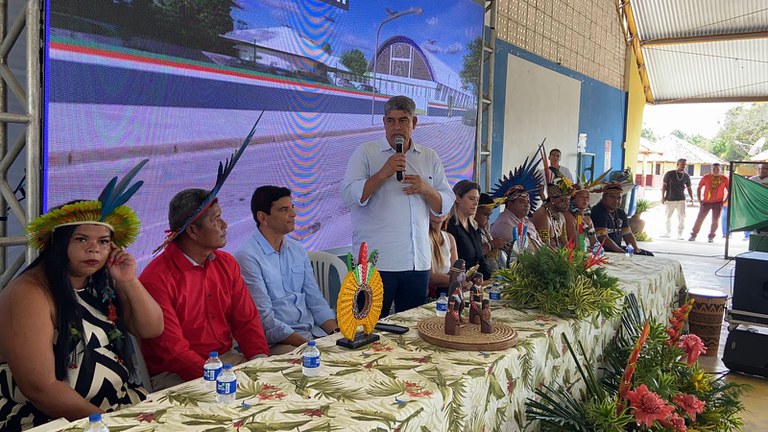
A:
[139,242,268,380]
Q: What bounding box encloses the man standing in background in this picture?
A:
[750,162,768,185]
[661,158,694,239]
[548,149,575,182]
[689,163,728,243]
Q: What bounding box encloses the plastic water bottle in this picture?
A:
[625,245,634,257]
[436,292,448,317]
[203,351,223,390]
[490,282,501,302]
[216,364,237,403]
[84,414,109,432]
[302,340,321,377]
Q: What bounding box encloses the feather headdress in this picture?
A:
[27,159,148,250]
[490,140,546,212]
[152,111,265,254]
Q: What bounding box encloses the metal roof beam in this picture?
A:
[654,95,768,104]
[642,31,768,47]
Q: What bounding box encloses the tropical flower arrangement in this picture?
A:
[527,295,749,431]
[494,241,624,319]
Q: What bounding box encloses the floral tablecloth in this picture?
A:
[53,255,685,432]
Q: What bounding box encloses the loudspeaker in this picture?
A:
[722,329,768,378]
[731,251,768,316]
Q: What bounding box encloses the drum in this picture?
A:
[687,288,728,356]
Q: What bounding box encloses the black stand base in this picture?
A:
[336,331,380,349]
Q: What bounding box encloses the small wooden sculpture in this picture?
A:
[469,286,482,324]
[480,299,494,333]
[450,281,464,321]
[444,297,460,336]
[448,259,466,288]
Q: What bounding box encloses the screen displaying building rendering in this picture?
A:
[43,0,484,267]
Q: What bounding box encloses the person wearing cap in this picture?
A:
[531,182,571,249]
[590,184,653,256]
[689,163,729,243]
[446,180,494,279]
[661,158,694,239]
[489,186,544,254]
[0,162,163,429]
[234,186,337,356]
[140,189,269,390]
[474,193,505,274]
[341,95,454,316]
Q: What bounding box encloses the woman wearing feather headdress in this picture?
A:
[0,161,163,431]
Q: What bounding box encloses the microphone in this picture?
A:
[395,136,404,181]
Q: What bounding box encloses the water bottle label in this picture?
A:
[303,355,320,368]
[204,367,222,381]
[490,291,501,301]
[217,379,237,395]
[436,302,448,312]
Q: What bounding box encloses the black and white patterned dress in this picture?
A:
[0,288,147,431]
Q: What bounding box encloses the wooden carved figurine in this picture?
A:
[469,286,481,325]
[449,281,464,321]
[448,259,466,289]
[480,299,494,333]
[471,273,484,290]
[444,296,460,336]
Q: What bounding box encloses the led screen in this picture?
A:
[44,0,483,268]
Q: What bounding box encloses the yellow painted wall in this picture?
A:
[625,50,645,180]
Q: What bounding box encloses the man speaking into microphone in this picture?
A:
[342,95,454,316]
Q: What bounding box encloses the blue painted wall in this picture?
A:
[486,38,627,186]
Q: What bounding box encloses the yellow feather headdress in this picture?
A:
[27,160,148,251]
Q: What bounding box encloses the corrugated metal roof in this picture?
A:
[626,0,768,103]
[643,135,725,164]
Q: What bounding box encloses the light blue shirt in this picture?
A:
[234,229,336,345]
[341,139,454,271]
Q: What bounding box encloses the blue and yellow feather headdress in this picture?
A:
[27,159,148,251]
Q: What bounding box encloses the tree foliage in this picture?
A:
[340,49,368,77]
[459,37,482,93]
[710,103,768,161]
[640,127,657,142]
[51,0,241,52]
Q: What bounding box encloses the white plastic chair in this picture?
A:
[308,251,347,306]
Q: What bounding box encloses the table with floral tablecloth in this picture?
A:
[53,255,684,432]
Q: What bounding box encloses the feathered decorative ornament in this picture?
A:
[336,242,384,340]
[27,159,148,251]
[152,111,265,254]
[490,139,546,214]
[572,168,612,196]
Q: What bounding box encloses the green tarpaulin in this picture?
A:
[730,175,768,232]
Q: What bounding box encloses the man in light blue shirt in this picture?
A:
[341,95,454,316]
[235,185,338,355]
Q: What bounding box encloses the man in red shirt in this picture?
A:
[689,163,729,243]
[140,188,269,390]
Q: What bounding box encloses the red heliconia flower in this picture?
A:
[660,412,687,432]
[673,393,706,421]
[618,321,651,412]
[303,409,323,417]
[678,334,707,364]
[666,299,694,346]
[626,384,675,427]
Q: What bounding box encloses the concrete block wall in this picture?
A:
[496,0,626,90]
